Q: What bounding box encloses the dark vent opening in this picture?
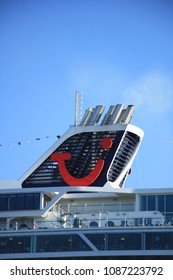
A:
[108,132,140,183]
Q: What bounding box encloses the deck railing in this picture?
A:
[1,215,173,231]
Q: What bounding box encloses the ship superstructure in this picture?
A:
[0,101,173,259]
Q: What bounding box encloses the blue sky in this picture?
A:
[0,0,173,189]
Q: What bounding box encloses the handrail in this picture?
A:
[1,215,170,231]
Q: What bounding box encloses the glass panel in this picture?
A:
[44,194,51,207]
[33,194,40,209]
[0,236,31,254]
[148,195,156,211]
[7,237,15,253]
[16,195,25,210]
[9,195,16,210]
[146,233,163,250]
[37,236,45,252]
[157,195,164,212]
[107,234,122,250]
[15,236,31,253]
[85,234,105,250]
[107,233,141,250]
[0,195,8,211]
[36,235,71,252]
[25,194,33,210]
[140,196,146,211]
[145,232,173,250]
[163,232,173,249]
[16,193,40,210]
[71,235,92,251]
[58,235,71,251]
[0,193,40,211]
[0,237,7,253]
[166,195,173,212]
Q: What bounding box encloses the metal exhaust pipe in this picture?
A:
[109,104,124,124]
[101,105,116,125]
[86,105,105,125]
[79,107,93,126]
[118,105,134,124]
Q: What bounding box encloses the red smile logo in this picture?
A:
[51,137,112,186]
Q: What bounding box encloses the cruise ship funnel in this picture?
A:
[21,102,143,189]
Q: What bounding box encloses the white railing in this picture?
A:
[0,217,169,231]
[59,202,135,214]
[1,212,173,231]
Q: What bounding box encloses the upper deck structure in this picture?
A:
[0,100,173,259]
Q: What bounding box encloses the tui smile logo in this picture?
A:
[51,137,112,186]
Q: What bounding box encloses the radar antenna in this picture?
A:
[75,91,83,126]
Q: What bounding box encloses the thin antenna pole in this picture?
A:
[75,91,83,126]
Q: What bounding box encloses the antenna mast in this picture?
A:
[75,91,83,126]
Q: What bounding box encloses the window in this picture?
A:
[158,195,164,212]
[0,236,31,254]
[0,237,7,253]
[166,195,173,212]
[85,234,106,250]
[146,233,163,250]
[148,195,156,211]
[140,196,146,211]
[25,193,40,210]
[145,232,173,250]
[16,195,25,210]
[9,195,16,210]
[44,194,51,207]
[15,236,31,253]
[0,193,40,211]
[33,194,40,210]
[140,194,173,214]
[0,195,8,211]
[107,233,141,250]
[71,234,91,251]
[25,194,33,210]
[36,234,91,252]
